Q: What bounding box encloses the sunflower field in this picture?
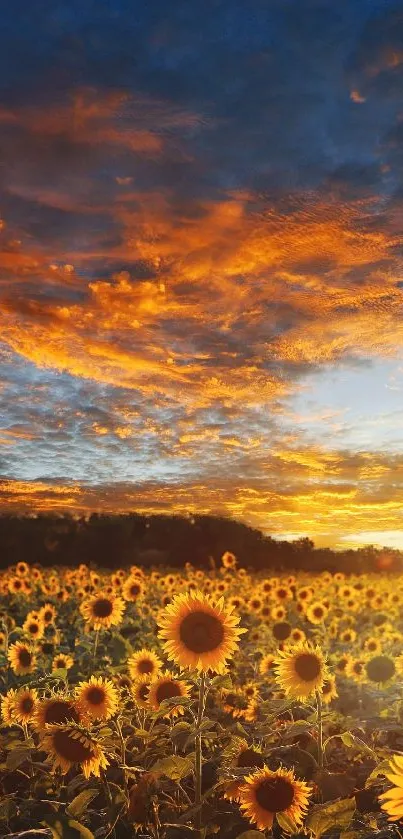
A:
[1,555,403,839]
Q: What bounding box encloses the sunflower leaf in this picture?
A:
[305,796,356,838]
[66,788,99,819]
[42,812,95,839]
[151,754,195,780]
[6,745,32,771]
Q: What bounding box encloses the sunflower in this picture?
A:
[13,687,39,724]
[148,672,191,718]
[52,653,74,672]
[272,585,293,603]
[305,602,329,625]
[379,754,403,821]
[259,654,276,677]
[40,724,109,778]
[221,551,237,569]
[340,629,357,644]
[365,654,396,685]
[222,688,249,719]
[8,576,25,595]
[16,561,30,577]
[128,648,162,680]
[75,676,119,721]
[132,675,152,709]
[122,576,146,603]
[8,642,37,675]
[1,689,17,725]
[243,681,259,701]
[274,643,328,700]
[223,740,266,801]
[80,592,125,630]
[320,675,338,705]
[22,616,45,641]
[271,605,287,622]
[157,591,246,673]
[238,766,312,831]
[33,696,82,731]
[272,621,292,642]
[345,657,366,682]
[39,604,58,625]
[290,628,306,644]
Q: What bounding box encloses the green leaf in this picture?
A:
[211,673,233,691]
[365,760,390,788]
[66,788,99,818]
[109,632,132,664]
[151,754,195,781]
[6,744,31,770]
[276,811,300,834]
[306,797,356,839]
[52,668,68,680]
[340,731,355,748]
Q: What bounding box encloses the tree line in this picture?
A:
[0,513,400,574]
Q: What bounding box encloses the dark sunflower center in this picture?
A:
[294,653,321,681]
[237,748,265,769]
[179,610,224,653]
[313,608,323,618]
[21,696,34,713]
[251,600,261,609]
[255,776,295,813]
[14,580,22,589]
[86,687,106,705]
[28,623,39,634]
[273,622,292,641]
[56,659,66,668]
[45,700,80,724]
[93,598,113,618]
[44,611,53,622]
[53,729,93,763]
[138,659,154,674]
[277,589,287,599]
[156,680,182,704]
[19,649,32,667]
[130,584,141,596]
[366,655,395,683]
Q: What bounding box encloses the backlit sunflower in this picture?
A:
[1,689,17,725]
[157,591,246,673]
[8,642,37,675]
[345,657,366,682]
[22,616,44,640]
[122,576,146,602]
[274,643,328,700]
[52,653,74,672]
[128,648,162,680]
[259,654,276,677]
[340,629,357,644]
[305,602,329,625]
[320,675,338,705]
[33,695,82,732]
[13,687,38,724]
[41,723,109,778]
[148,672,191,718]
[80,592,125,630]
[132,675,152,709]
[221,551,237,569]
[223,739,266,801]
[379,754,403,821]
[39,604,57,625]
[75,676,118,721]
[238,766,312,831]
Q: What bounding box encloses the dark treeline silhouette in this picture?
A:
[0,513,401,574]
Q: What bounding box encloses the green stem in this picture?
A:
[195,673,206,834]
[316,690,324,769]
[115,717,129,800]
[93,629,100,663]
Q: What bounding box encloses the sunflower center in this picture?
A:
[92,598,113,618]
[18,649,32,667]
[313,608,323,618]
[272,622,291,641]
[28,623,39,634]
[366,655,395,683]
[45,700,80,724]
[237,748,265,769]
[138,683,149,702]
[255,776,295,812]
[138,659,154,674]
[44,611,53,622]
[53,729,94,763]
[130,584,141,596]
[179,610,224,653]
[86,686,106,705]
[21,696,34,713]
[156,680,181,704]
[294,653,321,681]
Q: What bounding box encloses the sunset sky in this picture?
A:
[1,0,403,550]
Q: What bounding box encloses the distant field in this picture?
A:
[0,557,402,839]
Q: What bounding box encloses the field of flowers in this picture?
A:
[1,553,403,839]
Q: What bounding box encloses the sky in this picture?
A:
[0,0,403,550]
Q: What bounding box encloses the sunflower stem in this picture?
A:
[115,716,129,800]
[316,690,324,769]
[93,629,100,663]
[195,672,206,833]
